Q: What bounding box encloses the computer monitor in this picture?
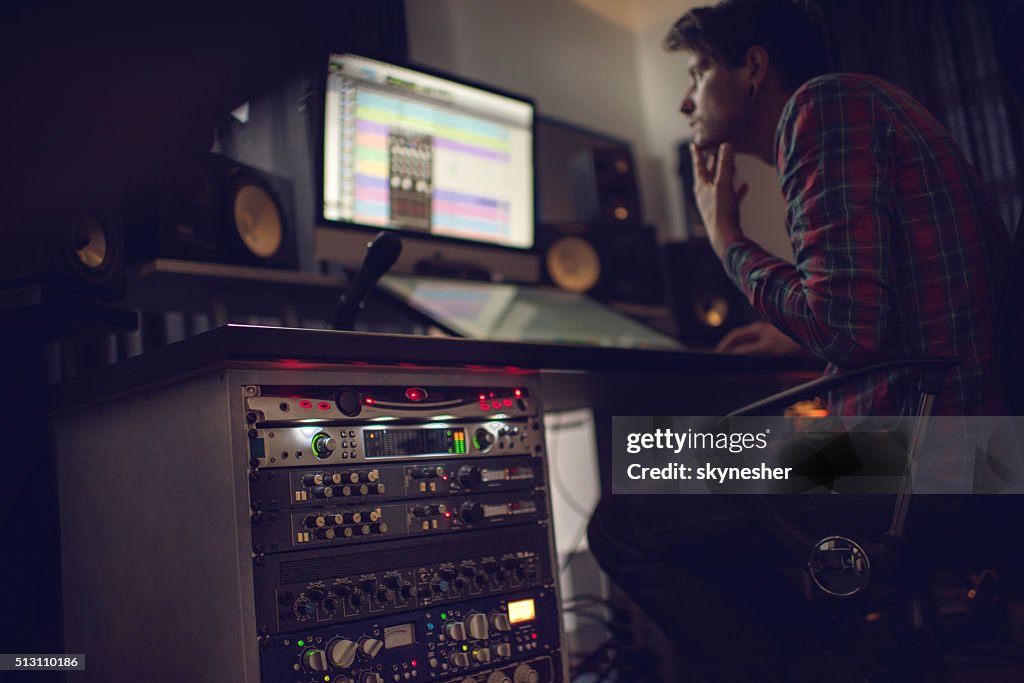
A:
[314,52,540,282]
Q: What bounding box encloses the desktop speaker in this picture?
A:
[537,222,666,304]
[567,147,643,225]
[126,152,297,269]
[2,199,126,300]
[664,239,757,347]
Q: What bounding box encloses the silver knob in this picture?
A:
[445,621,467,641]
[489,611,512,632]
[327,638,357,668]
[358,637,383,659]
[466,612,489,640]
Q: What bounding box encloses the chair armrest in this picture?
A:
[727,356,960,417]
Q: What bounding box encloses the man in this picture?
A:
[681,1,1008,419]
[588,1,1012,681]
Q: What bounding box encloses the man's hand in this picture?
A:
[692,142,748,258]
[716,321,811,357]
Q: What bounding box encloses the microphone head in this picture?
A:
[365,231,403,271]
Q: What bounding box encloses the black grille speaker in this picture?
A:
[567,147,643,225]
[664,239,757,347]
[536,222,666,305]
[3,198,126,301]
[126,152,297,269]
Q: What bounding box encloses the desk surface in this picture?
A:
[51,323,821,411]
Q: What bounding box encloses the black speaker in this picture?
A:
[2,199,126,301]
[537,222,666,305]
[567,147,643,225]
[126,152,297,269]
[664,239,757,347]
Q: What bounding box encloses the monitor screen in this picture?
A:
[317,53,539,282]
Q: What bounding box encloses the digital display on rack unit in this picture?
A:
[384,623,416,650]
[364,428,467,458]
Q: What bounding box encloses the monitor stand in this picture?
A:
[414,254,492,282]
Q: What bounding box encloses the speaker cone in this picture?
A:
[233,182,284,259]
[72,217,110,271]
[545,235,601,293]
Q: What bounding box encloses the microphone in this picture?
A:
[328,231,403,331]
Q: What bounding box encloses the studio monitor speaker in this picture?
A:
[537,222,666,305]
[567,148,643,225]
[664,239,757,347]
[126,152,297,269]
[3,199,126,301]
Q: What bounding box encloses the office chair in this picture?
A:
[722,206,1024,679]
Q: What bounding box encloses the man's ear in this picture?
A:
[745,45,770,90]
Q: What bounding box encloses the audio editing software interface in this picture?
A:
[322,53,535,251]
[246,381,565,683]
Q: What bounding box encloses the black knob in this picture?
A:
[334,582,353,596]
[359,672,383,683]
[336,390,362,417]
[474,428,495,451]
[308,588,324,601]
[315,527,336,540]
[460,501,484,524]
[482,559,498,572]
[458,466,482,488]
[305,515,326,529]
[440,568,457,580]
[360,578,376,592]
[400,582,418,599]
[412,466,444,479]
[313,485,334,499]
[375,587,395,604]
[342,511,362,524]
[303,473,325,487]
[349,592,365,608]
[322,596,338,612]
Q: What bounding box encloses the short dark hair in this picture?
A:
[665,0,832,90]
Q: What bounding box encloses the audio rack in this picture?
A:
[54,363,568,683]
[247,382,565,683]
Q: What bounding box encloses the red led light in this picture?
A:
[531,633,538,640]
[479,394,486,401]
[411,660,417,667]
[489,392,495,398]
[444,511,452,518]
[502,399,513,407]
[405,388,427,401]
[365,398,375,405]
[514,389,523,397]
[491,401,501,409]
[299,400,313,409]
[317,402,331,411]
[480,403,490,411]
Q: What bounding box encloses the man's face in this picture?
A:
[680,51,751,150]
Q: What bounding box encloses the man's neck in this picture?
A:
[751,87,793,165]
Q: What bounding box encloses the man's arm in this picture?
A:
[723,80,897,368]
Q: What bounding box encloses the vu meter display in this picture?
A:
[365,428,467,458]
[507,598,536,625]
[384,623,416,650]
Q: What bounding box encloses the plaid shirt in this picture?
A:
[724,74,1010,418]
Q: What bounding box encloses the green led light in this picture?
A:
[297,640,305,647]
[440,612,447,620]
[462,645,468,652]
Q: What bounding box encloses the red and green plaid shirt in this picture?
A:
[724,74,1010,418]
